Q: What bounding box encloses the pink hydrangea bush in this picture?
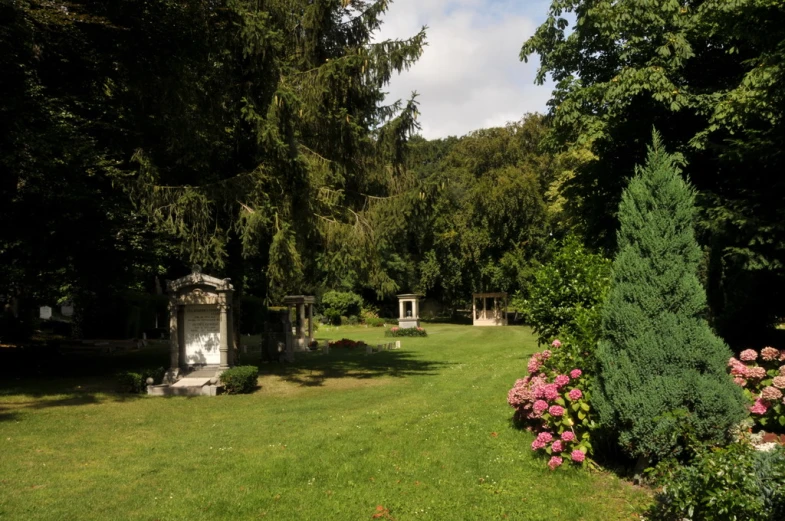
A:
[508,338,595,469]
[728,346,785,432]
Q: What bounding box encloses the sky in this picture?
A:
[374,0,556,139]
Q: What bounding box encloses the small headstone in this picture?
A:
[61,303,74,317]
[39,306,52,320]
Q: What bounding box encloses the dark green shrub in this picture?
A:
[649,443,785,521]
[364,317,385,327]
[220,366,259,394]
[519,235,611,346]
[116,371,145,393]
[321,291,363,324]
[385,326,426,337]
[116,367,166,393]
[595,133,746,462]
[324,309,341,325]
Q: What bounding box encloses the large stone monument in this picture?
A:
[472,292,508,326]
[397,294,422,329]
[282,295,315,351]
[165,265,234,382]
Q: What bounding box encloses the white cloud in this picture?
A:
[374,0,554,139]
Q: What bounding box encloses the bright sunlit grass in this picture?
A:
[0,324,650,520]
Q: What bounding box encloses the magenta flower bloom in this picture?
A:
[762,386,783,402]
[780,365,785,376]
[568,388,583,401]
[551,440,563,453]
[541,349,552,360]
[543,384,560,401]
[547,456,563,470]
[527,358,542,374]
[761,346,780,361]
[554,374,570,388]
[773,376,785,389]
[531,438,546,451]
[533,400,548,413]
[740,349,758,361]
[536,431,553,443]
[746,366,767,379]
[561,431,576,442]
[548,405,565,417]
[571,449,586,463]
[570,369,582,379]
[750,398,768,415]
[551,339,562,348]
[733,376,747,387]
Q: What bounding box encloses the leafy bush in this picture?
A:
[649,443,785,521]
[322,291,363,324]
[116,367,165,393]
[521,235,611,346]
[343,315,359,326]
[508,339,595,469]
[729,347,785,432]
[385,326,426,337]
[364,317,386,327]
[220,366,259,394]
[595,134,746,462]
[328,338,366,349]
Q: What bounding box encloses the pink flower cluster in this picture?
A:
[761,346,780,361]
[531,431,553,450]
[508,341,590,469]
[729,347,785,422]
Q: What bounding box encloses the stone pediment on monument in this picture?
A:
[166,265,234,295]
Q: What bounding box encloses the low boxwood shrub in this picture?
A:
[364,317,386,327]
[385,326,426,337]
[220,366,259,394]
[116,366,165,393]
[648,442,785,520]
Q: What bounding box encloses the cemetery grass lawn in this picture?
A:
[0,325,651,520]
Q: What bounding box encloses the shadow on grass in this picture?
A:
[263,349,453,387]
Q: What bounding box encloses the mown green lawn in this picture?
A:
[0,324,650,520]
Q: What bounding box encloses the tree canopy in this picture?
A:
[521,0,785,340]
[1,0,426,334]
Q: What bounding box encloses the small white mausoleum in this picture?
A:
[397,293,423,329]
[472,292,508,326]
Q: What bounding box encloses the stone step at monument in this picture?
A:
[147,377,221,397]
[171,377,212,387]
[185,368,220,378]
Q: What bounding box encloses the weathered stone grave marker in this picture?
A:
[39,306,52,320]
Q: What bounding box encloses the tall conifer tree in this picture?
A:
[595,131,745,463]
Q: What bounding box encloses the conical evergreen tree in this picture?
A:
[594,131,745,462]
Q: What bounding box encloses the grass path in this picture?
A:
[0,325,649,520]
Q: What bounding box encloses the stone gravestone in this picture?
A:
[165,265,234,382]
[60,303,74,317]
[39,306,52,320]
